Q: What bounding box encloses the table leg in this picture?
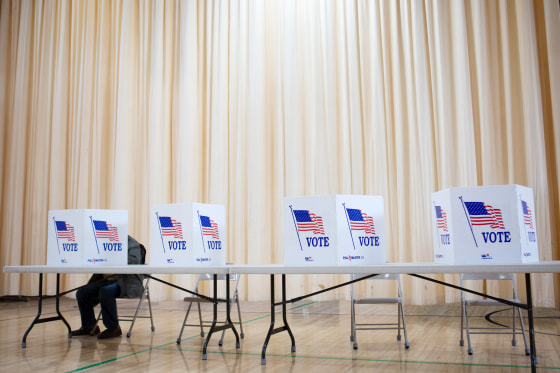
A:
[201,274,240,359]
[21,273,71,348]
[282,274,296,352]
[525,273,537,373]
[261,274,296,365]
[223,274,241,348]
[202,274,219,360]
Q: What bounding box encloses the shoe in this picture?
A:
[97,326,122,339]
[71,325,100,336]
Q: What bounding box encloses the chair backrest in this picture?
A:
[460,273,514,281]
[351,273,399,281]
[350,273,403,299]
[194,264,241,298]
[460,273,519,302]
[196,273,240,282]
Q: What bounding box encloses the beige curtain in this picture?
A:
[1,0,559,307]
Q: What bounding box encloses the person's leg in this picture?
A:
[75,283,102,329]
[98,280,121,330]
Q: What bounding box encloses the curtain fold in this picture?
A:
[1,0,559,307]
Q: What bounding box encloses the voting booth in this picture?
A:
[150,203,226,266]
[47,209,128,266]
[431,184,539,264]
[283,195,386,266]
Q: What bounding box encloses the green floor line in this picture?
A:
[65,301,315,372]
[66,299,560,372]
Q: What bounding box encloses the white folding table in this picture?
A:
[229,261,560,372]
[3,265,240,359]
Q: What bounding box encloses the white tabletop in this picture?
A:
[4,261,560,274]
[4,261,560,275]
[227,261,560,275]
[2,265,230,275]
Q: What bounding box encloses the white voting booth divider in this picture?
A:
[150,203,226,266]
[431,184,539,264]
[47,209,128,266]
[283,195,386,266]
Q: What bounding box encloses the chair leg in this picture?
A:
[126,295,145,337]
[460,293,465,347]
[92,308,102,335]
[399,302,410,348]
[396,303,402,341]
[177,300,195,344]
[351,301,358,349]
[235,293,245,338]
[463,303,473,355]
[511,306,517,346]
[516,306,530,355]
[147,289,155,332]
[196,301,204,337]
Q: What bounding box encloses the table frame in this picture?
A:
[3,265,240,359]
[6,261,560,372]
[227,262,560,373]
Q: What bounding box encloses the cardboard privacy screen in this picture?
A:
[283,195,386,266]
[47,209,128,266]
[150,203,226,266]
[431,184,539,264]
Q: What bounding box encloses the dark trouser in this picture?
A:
[76,279,121,330]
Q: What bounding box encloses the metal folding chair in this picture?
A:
[176,272,244,345]
[460,273,530,355]
[350,273,410,350]
[95,277,155,338]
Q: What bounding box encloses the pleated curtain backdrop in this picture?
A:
[0,0,559,307]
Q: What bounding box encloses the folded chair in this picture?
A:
[350,273,410,350]
[176,272,244,345]
[95,277,155,338]
[460,273,530,355]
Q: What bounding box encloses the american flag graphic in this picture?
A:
[434,206,448,232]
[521,200,534,230]
[346,208,375,234]
[200,216,220,239]
[464,202,505,229]
[93,220,119,241]
[55,221,75,241]
[159,216,183,239]
[293,210,325,235]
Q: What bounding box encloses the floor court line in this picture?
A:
[64,300,560,372]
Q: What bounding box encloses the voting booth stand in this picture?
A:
[283,195,386,266]
[47,209,128,266]
[431,184,539,264]
[150,203,226,266]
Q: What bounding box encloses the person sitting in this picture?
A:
[70,235,146,339]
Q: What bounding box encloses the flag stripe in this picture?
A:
[294,210,325,235]
[159,216,183,239]
[347,208,375,234]
[464,202,505,229]
[200,216,220,239]
[93,220,120,241]
[56,221,76,241]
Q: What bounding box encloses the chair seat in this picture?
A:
[354,297,401,304]
[464,298,518,307]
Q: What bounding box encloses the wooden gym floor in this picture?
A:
[1,296,559,372]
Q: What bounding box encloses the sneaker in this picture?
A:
[71,325,100,336]
[97,326,122,339]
